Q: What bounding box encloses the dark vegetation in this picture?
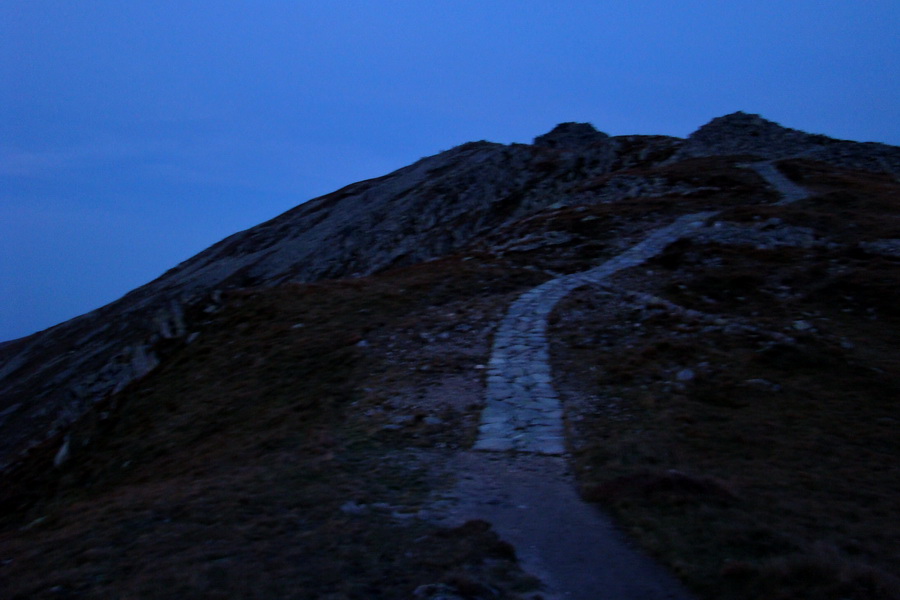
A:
[551,161,900,599]
[0,261,546,599]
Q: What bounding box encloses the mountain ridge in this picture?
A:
[2,112,899,471]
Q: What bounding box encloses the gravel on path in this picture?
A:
[435,452,695,600]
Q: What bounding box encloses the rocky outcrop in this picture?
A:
[0,292,224,470]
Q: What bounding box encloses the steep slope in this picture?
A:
[0,124,642,467]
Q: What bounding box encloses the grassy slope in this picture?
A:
[0,261,546,599]
[551,161,900,599]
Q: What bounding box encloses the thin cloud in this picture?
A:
[0,138,166,177]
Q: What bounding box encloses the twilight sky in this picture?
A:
[2,1,899,341]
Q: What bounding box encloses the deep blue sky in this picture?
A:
[2,1,899,341]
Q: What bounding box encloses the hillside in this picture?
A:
[1,113,899,599]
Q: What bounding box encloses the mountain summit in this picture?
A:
[677,111,900,171]
[2,114,900,599]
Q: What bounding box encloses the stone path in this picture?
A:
[445,213,721,599]
[748,160,811,205]
[452,175,813,598]
[474,211,717,454]
[474,160,811,455]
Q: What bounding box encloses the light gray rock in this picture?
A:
[860,239,900,258]
[676,368,696,382]
[339,501,368,515]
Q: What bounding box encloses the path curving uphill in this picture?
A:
[474,211,717,455]
[443,213,720,599]
[441,170,813,599]
[748,160,811,205]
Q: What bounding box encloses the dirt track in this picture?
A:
[433,452,694,599]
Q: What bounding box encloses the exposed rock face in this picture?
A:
[0,113,898,470]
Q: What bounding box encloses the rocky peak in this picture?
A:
[698,111,789,134]
[675,111,900,175]
[681,111,824,157]
[533,122,610,150]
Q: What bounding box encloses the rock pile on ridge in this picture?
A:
[676,111,900,175]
